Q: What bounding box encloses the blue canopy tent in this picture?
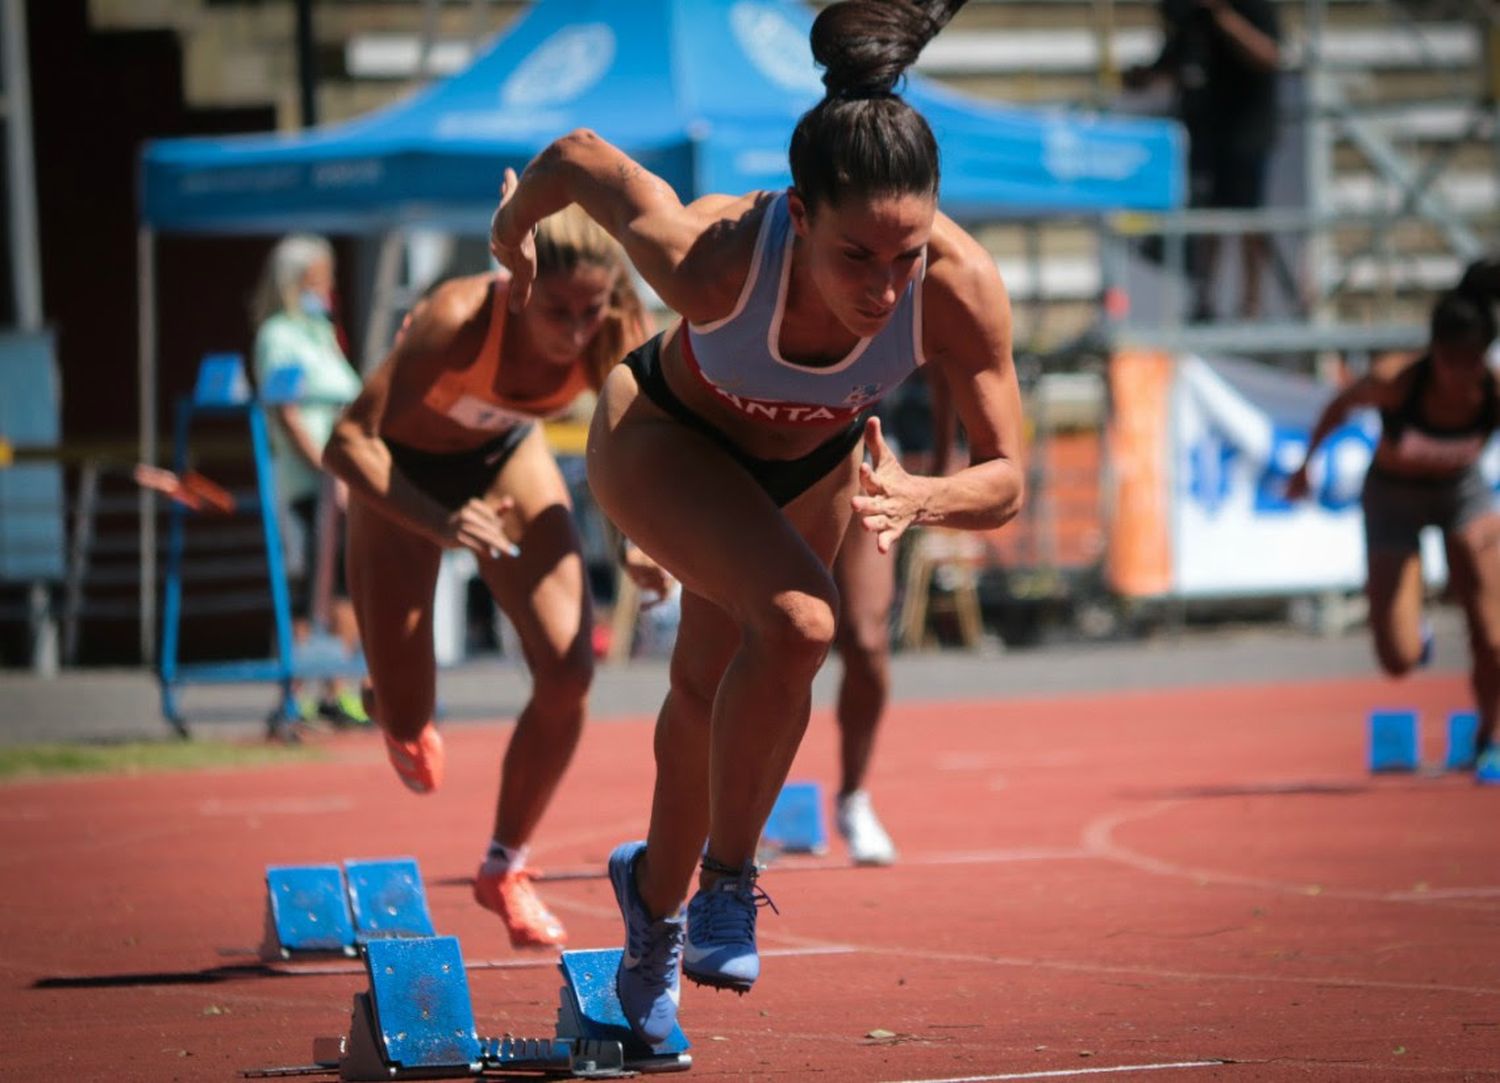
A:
[133,0,1184,652]
[141,0,1183,235]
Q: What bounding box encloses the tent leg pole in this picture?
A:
[361,230,404,373]
[138,227,158,665]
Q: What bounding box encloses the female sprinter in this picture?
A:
[1288,259,1500,779]
[323,208,665,948]
[490,0,1024,1041]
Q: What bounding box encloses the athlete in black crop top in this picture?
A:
[1377,353,1499,467]
[1288,258,1500,778]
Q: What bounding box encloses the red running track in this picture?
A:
[1,672,1496,1081]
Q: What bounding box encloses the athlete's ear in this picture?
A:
[786,188,811,238]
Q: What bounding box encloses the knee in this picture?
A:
[1373,640,1418,679]
[531,642,594,708]
[373,680,436,738]
[747,586,839,675]
[839,612,891,671]
[1466,626,1500,676]
[667,656,718,726]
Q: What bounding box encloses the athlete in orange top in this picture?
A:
[323,207,664,947]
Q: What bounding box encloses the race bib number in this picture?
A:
[444,393,531,433]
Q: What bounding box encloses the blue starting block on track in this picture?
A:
[264,865,357,957]
[1368,710,1420,773]
[262,857,436,959]
[1445,711,1480,771]
[1368,708,1487,774]
[259,939,690,1079]
[556,949,691,1070]
[345,858,437,941]
[760,779,828,857]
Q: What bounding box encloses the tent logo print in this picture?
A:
[1042,124,1150,183]
[500,24,616,107]
[731,2,822,96]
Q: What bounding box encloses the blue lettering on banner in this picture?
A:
[1254,426,1305,514]
[1187,434,1237,514]
[1185,421,1378,517]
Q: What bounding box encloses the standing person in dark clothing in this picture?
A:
[1127,0,1281,320]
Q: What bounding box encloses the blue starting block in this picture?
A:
[261,857,436,959]
[1368,709,1420,773]
[760,779,828,856]
[345,858,436,941]
[283,938,686,1080]
[1445,711,1480,771]
[263,864,356,958]
[556,949,691,1071]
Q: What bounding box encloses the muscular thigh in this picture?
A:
[345,497,442,656]
[476,426,589,664]
[833,517,896,630]
[587,365,859,622]
[1448,512,1500,631]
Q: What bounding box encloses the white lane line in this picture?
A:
[255,944,859,978]
[197,796,354,816]
[862,943,1500,997]
[885,1061,1227,1082]
[1083,802,1500,909]
[537,847,1092,882]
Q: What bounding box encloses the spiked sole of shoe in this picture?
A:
[683,970,753,994]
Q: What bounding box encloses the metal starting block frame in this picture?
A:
[249,940,691,1080]
[262,858,436,960]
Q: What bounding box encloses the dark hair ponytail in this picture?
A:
[1431,256,1500,350]
[788,1,967,211]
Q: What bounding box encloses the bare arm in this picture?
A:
[1203,0,1280,73]
[322,289,513,555]
[489,130,746,323]
[852,225,1025,550]
[927,364,957,477]
[1285,365,1407,499]
[913,257,1026,531]
[1300,372,1402,466]
[270,405,326,471]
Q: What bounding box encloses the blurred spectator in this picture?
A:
[1127,0,1282,321]
[251,234,368,727]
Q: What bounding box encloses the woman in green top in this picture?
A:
[251,234,368,728]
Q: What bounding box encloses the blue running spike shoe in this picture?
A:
[607,841,685,1046]
[683,856,777,993]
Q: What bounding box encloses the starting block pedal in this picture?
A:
[279,938,662,1080]
[557,949,691,1073]
[1445,711,1480,771]
[263,864,357,959]
[1368,709,1420,773]
[261,856,436,959]
[759,779,828,857]
[345,857,436,942]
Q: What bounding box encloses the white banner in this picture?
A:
[1169,355,1490,596]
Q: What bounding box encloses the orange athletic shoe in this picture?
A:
[383,724,444,794]
[473,867,568,949]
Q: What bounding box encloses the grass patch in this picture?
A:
[0,739,326,782]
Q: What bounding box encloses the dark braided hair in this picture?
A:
[788,1,967,212]
[1431,257,1500,350]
